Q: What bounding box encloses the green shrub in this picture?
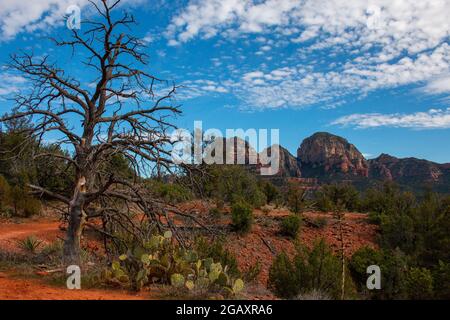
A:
[280,214,302,238]
[405,267,433,300]
[315,183,360,212]
[0,175,11,208]
[268,252,300,298]
[350,247,409,299]
[268,239,342,299]
[285,182,306,213]
[194,237,240,278]
[349,246,383,292]
[260,180,279,204]
[231,200,253,233]
[433,261,450,299]
[17,236,43,253]
[202,165,266,208]
[147,180,193,204]
[9,185,41,217]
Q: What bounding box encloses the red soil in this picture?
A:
[0,272,147,300]
[0,202,378,300]
[226,209,378,286]
[0,219,63,251]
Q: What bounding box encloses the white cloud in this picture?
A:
[423,75,450,95]
[175,79,229,100]
[167,0,450,109]
[0,73,27,97]
[0,0,144,41]
[332,108,450,129]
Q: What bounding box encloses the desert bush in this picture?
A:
[17,236,43,254]
[260,180,280,204]
[315,183,360,212]
[349,246,383,293]
[202,165,266,208]
[8,185,41,217]
[231,200,253,233]
[147,180,193,204]
[0,174,11,208]
[433,261,450,299]
[285,182,307,213]
[268,251,300,299]
[405,267,433,300]
[349,246,410,299]
[268,239,342,299]
[280,214,302,238]
[194,237,240,278]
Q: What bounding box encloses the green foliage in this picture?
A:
[146,180,193,204]
[285,182,306,213]
[0,175,11,210]
[348,246,383,294]
[202,165,266,208]
[9,185,41,217]
[268,239,342,299]
[259,180,280,204]
[107,232,244,296]
[231,200,253,233]
[194,237,240,278]
[405,267,433,300]
[268,251,299,299]
[17,236,43,254]
[433,261,450,299]
[280,214,302,238]
[104,154,135,180]
[34,144,74,197]
[315,183,360,212]
[349,246,409,299]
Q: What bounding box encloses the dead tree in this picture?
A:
[1,0,187,264]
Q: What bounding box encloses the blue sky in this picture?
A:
[0,0,449,162]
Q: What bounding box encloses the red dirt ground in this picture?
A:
[226,208,378,286]
[0,203,378,300]
[0,272,148,300]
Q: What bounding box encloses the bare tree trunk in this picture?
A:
[63,176,87,265]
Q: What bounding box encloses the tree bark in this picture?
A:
[63,176,88,265]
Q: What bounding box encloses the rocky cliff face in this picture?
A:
[297,132,369,177]
[260,144,301,177]
[210,132,450,193]
[369,154,446,184]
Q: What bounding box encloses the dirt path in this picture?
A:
[0,220,153,300]
[0,272,149,300]
[0,220,63,251]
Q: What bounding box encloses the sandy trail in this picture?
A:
[0,220,152,300]
[0,220,63,251]
[0,272,148,300]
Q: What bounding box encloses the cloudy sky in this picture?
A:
[0,0,449,162]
